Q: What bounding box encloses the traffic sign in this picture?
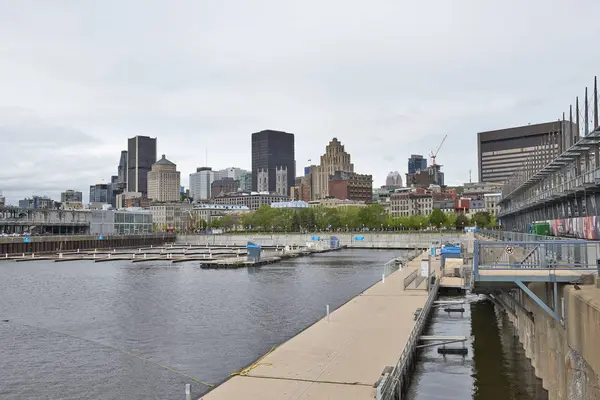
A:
[505,246,514,255]
[98,236,104,241]
[23,237,31,243]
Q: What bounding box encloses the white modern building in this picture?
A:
[189,167,215,201]
[90,208,153,235]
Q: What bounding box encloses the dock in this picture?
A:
[203,253,440,399]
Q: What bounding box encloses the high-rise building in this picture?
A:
[311,138,354,200]
[61,189,83,203]
[89,184,109,204]
[18,196,55,209]
[215,167,249,181]
[251,130,295,195]
[408,155,427,174]
[127,135,157,196]
[477,121,577,183]
[189,167,215,201]
[147,155,181,202]
[239,171,252,192]
[385,171,403,187]
[118,150,128,184]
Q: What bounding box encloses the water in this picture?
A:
[406,295,548,400]
[0,249,402,399]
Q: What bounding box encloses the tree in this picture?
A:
[444,213,457,229]
[456,214,469,229]
[428,208,446,227]
[471,211,492,227]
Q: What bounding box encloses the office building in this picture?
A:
[212,192,290,210]
[477,121,577,183]
[251,130,295,195]
[311,138,354,199]
[406,164,444,188]
[127,135,157,196]
[117,150,128,184]
[89,184,109,204]
[189,167,215,201]
[18,195,55,210]
[61,190,82,203]
[385,171,403,187]
[328,171,373,203]
[408,154,427,174]
[147,155,181,202]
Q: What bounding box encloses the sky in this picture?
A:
[1,0,600,204]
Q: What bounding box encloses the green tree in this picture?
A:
[428,208,446,227]
[444,213,457,229]
[456,213,469,229]
[471,211,492,227]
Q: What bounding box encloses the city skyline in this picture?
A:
[2,1,600,204]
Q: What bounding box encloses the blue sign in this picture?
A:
[354,235,365,241]
[98,236,104,241]
[311,236,321,241]
[23,237,31,243]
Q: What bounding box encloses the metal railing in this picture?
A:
[475,240,600,272]
[478,229,570,242]
[403,269,418,289]
[377,278,440,399]
[499,165,600,217]
[383,259,399,278]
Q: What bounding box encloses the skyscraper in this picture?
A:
[127,135,157,196]
[386,171,403,187]
[311,138,354,199]
[118,150,128,184]
[189,167,215,201]
[408,154,427,174]
[147,155,181,202]
[251,130,295,195]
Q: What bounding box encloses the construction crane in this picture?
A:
[430,134,447,166]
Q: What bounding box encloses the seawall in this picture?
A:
[0,234,176,255]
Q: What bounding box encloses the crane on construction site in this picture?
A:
[430,134,447,166]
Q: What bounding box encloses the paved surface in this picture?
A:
[202,253,437,400]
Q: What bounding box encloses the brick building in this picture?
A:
[328,171,372,203]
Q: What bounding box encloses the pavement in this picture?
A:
[202,253,437,400]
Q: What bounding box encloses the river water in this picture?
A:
[406,294,548,400]
[0,249,401,399]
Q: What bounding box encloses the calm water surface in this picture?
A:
[0,249,402,399]
[406,294,548,400]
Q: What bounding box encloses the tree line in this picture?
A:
[192,204,498,232]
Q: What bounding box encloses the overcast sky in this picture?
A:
[1,0,600,204]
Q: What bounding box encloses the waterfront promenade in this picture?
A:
[203,253,438,399]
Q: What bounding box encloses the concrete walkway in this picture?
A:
[202,254,436,400]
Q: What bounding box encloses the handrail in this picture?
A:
[377,278,440,399]
[403,270,418,289]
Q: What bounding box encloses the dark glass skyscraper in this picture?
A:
[127,135,157,196]
[251,130,295,194]
[408,154,427,174]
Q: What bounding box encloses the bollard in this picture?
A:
[382,273,385,283]
[32,253,35,258]
[93,253,96,259]
[185,383,192,400]
[132,254,135,259]
[326,304,330,322]
[22,253,25,258]
[5,253,7,258]
[94,249,97,253]
[77,249,80,253]
[138,249,141,253]
[144,253,147,259]
[59,253,63,259]
[151,245,153,248]
[108,253,111,258]
[113,249,116,253]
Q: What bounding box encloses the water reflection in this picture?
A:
[406,296,547,400]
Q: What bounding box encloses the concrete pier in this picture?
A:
[203,254,438,399]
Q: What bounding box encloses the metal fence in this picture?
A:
[376,278,440,399]
[478,229,570,242]
[475,240,600,271]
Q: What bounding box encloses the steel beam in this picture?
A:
[515,280,560,322]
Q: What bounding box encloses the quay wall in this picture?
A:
[0,234,176,255]
[177,232,461,249]
[499,282,600,400]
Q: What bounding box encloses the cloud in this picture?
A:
[1,0,600,203]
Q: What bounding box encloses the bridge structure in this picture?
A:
[473,230,599,322]
[498,127,600,233]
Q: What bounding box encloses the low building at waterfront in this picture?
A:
[270,200,309,209]
[90,208,153,235]
[0,208,90,234]
[190,203,250,227]
[389,192,433,217]
[308,199,367,208]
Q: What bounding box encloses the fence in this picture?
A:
[475,240,600,272]
[478,229,569,242]
[376,278,440,399]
